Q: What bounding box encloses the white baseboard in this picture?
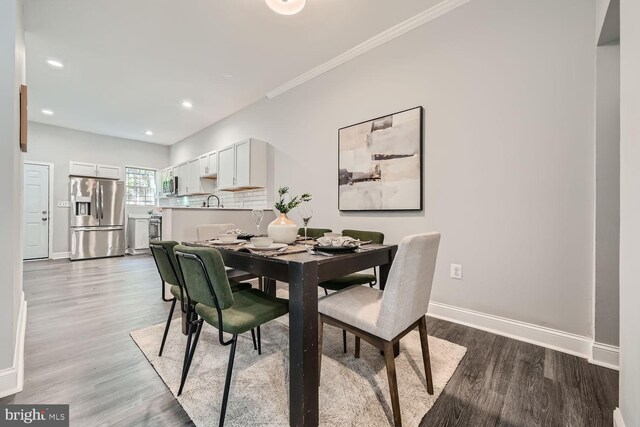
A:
[589,342,619,370]
[0,293,27,398]
[428,301,593,359]
[614,408,625,427]
[125,248,150,255]
[51,251,70,259]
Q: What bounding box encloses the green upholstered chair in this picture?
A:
[297,227,332,239]
[318,229,385,352]
[174,245,289,425]
[149,241,251,357]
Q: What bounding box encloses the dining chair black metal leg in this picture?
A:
[220,335,238,427]
[159,298,177,357]
[342,329,347,353]
[250,328,257,351]
[323,288,328,296]
[178,319,203,396]
[257,326,262,355]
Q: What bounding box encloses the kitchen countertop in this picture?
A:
[160,207,273,211]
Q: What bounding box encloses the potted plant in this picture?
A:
[267,187,312,244]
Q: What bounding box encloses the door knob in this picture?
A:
[42,210,47,214]
[42,217,48,221]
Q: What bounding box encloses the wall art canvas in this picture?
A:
[338,106,423,211]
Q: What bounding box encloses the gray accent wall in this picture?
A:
[0,0,25,371]
[594,44,620,347]
[170,0,596,337]
[25,122,170,254]
[619,0,640,424]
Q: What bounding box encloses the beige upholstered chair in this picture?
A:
[318,232,441,427]
[196,223,236,241]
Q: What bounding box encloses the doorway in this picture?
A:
[23,162,51,259]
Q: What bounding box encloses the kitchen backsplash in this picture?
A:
[158,188,269,209]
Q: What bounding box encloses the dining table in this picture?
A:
[184,239,398,427]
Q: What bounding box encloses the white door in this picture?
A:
[23,163,50,259]
[217,145,235,189]
[235,140,251,187]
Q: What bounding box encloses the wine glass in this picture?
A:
[251,209,264,236]
[298,206,313,245]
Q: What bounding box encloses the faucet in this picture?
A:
[206,194,223,208]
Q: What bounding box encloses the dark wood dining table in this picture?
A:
[185,241,398,427]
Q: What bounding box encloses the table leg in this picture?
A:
[288,262,320,427]
[263,277,277,297]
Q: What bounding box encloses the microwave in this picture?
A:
[163,176,178,196]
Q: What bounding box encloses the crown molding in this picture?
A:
[265,0,471,99]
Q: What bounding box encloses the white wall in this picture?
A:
[0,0,25,375]
[618,0,640,424]
[594,44,620,347]
[171,0,596,337]
[25,122,170,254]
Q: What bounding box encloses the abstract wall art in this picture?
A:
[338,106,423,211]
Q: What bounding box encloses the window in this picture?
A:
[125,167,156,206]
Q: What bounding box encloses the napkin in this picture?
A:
[316,236,360,247]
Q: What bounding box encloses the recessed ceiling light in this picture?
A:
[222,73,234,79]
[46,59,64,69]
[41,109,54,115]
[144,130,153,136]
[181,100,193,109]
[265,0,306,15]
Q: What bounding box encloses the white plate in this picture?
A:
[245,243,288,251]
[208,239,244,245]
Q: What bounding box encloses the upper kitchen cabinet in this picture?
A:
[199,151,218,177]
[96,164,121,180]
[177,162,188,196]
[69,161,121,179]
[188,158,203,194]
[217,139,268,191]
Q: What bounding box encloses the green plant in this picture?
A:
[274,187,311,214]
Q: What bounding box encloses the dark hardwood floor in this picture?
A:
[1,256,617,426]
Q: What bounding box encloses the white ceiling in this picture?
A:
[24,0,441,145]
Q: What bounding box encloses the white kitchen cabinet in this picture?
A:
[188,159,202,194]
[217,139,267,191]
[69,161,121,179]
[177,162,188,196]
[69,161,97,177]
[96,164,121,179]
[217,145,235,189]
[199,151,218,177]
[127,216,150,255]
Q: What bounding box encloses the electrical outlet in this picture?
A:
[57,201,70,208]
[450,264,463,280]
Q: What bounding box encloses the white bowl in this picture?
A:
[324,232,342,238]
[218,234,237,243]
[251,237,274,248]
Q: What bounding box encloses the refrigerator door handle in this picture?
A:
[99,184,104,219]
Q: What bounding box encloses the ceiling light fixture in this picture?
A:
[46,59,64,69]
[145,130,153,136]
[181,100,193,109]
[41,109,54,115]
[222,73,234,79]
[265,0,306,15]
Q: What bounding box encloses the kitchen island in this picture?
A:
[161,207,276,242]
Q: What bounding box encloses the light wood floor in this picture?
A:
[1,256,617,426]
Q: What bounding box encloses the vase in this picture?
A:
[267,212,298,244]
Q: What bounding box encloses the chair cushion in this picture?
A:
[170,282,251,302]
[195,289,289,335]
[318,285,389,339]
[320,273,377,291]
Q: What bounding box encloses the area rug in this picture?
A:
[131,313,466,427]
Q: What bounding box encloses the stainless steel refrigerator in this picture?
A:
[69,177,125,260]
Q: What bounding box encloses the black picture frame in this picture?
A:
[338,106,424,212]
